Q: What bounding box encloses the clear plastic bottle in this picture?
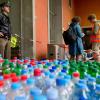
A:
[34,68,44,89]
[46,85,59,100]
[93,85,100,100]
[71,83,88,100]
[7,83,26,100]
[30,87,42,100]
[3,74,11,95]
[56,78,68,100]
[87,77,96,100]
[72,72,80,84]
[0,94,6,100]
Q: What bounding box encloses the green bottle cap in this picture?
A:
[9,63,14,68]
[3,69,11,74]
[3,59,9,65]
[43,65,48,69]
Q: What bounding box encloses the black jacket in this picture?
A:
[0,13,12,40]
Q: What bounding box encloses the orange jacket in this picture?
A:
[90,23,100,43]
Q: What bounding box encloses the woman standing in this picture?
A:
[69,16,84,61]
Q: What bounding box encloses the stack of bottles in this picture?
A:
[0,55,99,100]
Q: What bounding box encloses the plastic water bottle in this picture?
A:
[7,83,26,100]
[20,75,28,87]
[3,74,11,95]
[72,72,80,84]
[46,85,59,100]
[93,85,100,100]
[87,77,96,100]
[30,87,42,100]
[0,94,6,100]
[56,78,68,100]
[34,68,44,89]
[71,83,88,100]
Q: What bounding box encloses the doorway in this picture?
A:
[49,0,62,44]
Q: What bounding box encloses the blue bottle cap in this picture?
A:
[61,69,67,73]
[88,77,96,82]
[97,75,100,79]
[58,72,65,77]
[76,83,86,89]
[0,94,6,100]
[21,70,27,75]
[0,76,3,80]
[28,67,33,72]
[49,69,55,73]
[79,79,86,84]
[96,85,100,91]
[28,64,32,68]
[52,66,57,70]
[56,78,66,86]
[27,78,35,85]
[64,75,71,80]
[11,83,21,90]
[49,74,55,79]
[45,71,50,76]
[15,96,26,100]
[34,95,47,100]
[30,88,42,96]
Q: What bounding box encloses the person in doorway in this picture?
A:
[69,16,84,61]
[88,14,100,62]
[0,2,12,59]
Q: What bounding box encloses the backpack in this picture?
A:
[63,26,77,45]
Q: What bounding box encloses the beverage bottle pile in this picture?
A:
[0,55,99,100]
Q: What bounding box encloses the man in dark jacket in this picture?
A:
[0,2,11,59]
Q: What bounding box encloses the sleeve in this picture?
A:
[93,23,99,34]
[76,25,84,38]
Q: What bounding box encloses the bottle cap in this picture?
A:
[0,76,3,80]
[11,83,21,90]
[52,66,57,70]
[73,72,80,78]
[56,78,66,86]
[34,95,47,100]
[64,75,71,80]
[79,79,86,84]
[24,59,29,64]
[49,74,55,79]
[3,74,10,80]
[34,68,41,76]
[45,71,50,76]
[21,75,27,81]
[76,83,86,89]
[30,88,42,96]
[88,77,96,82]
[49,69,55,73]
[10,73,16,78]
[0,80,4,87]
[12,76,19,83]
[21,70,27,75]
[96,85,100,91]
[27,78,35,85]
[0,94,6,100]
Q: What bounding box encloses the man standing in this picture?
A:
[88,14,100,61]
[0,2,12,59]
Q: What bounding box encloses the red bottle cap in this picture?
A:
[10,73,16,78]
[21,75,28,81]
[73,72,80,78]
[34,68,41,76]
[12,76,19,83]
[3,74,10,80]
[0,80,4,87]
[30,62,36,66]
[14,57,17,60]
[24,60,29,64]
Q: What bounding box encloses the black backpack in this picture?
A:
[63,26,77,45]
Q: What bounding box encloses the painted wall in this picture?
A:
[74,0,100,26]
[62,0,75,30]
[35,0,48,59]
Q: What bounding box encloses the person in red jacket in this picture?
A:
[88,14,100,62]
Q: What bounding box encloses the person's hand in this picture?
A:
[0,32,4,37]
